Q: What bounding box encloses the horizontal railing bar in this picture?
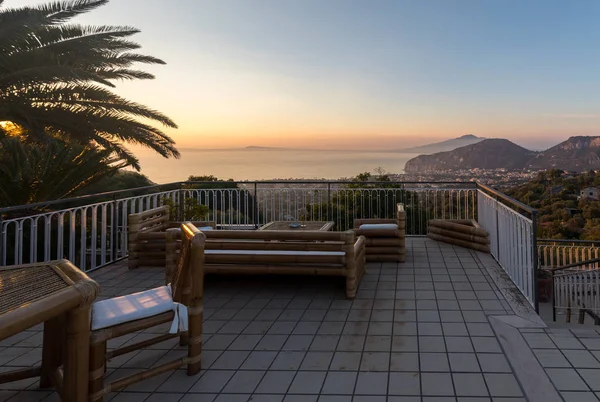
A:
[476,182,536,214]
[539,239,600,245]
[550,257,600,272]
[1,180,478,215]
[0,183,180,214]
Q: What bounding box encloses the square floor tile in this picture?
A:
[579,369,600,391]
[288,371,326,394]
[560,391,600,402]
[321,372,357,395]
[472,337,502,353]
[449,353,480,372]
[222,370,265,394]
[392,336,419,352]
[547,368,590,391]
[355,372,388,395]
[421,372,455,396]
[360,352,390,371]
[445,337,474,353]
[420,353,450,372]
[533,349,571,368]
[483,373,523,396]
[388,372,421,396]
[254,371,295,394]
[390,352,420,371]
[189,370,235,393]
[477,353,511,373]
[453,373,489,396]
[419,336,447,352]
[271,352,306,371]
[330,352,361,371]
[563,350,600,368]
[365,335,392,352]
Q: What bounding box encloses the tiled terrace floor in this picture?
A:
[1,238,600,402]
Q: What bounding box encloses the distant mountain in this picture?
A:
[526,136,600,171]
[404,136,600,173]
[395,134,486,154]
[404,139,536,173]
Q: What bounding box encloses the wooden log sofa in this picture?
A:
[128,206,215,269]
[166,227,367,299]
[353,203,406,262]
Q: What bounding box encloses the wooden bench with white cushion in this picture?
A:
[166,229,366,299]
[354,203,406,262]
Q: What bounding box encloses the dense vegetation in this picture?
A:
[505,169,600,240]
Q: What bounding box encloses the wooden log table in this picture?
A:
[258,221,335,231]
[0,260,99,402]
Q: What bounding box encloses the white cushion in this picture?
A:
[205,250,345,256]
[359,223,398,230]
[92,285,186,333]
[198,226,213,231]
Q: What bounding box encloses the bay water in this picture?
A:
[136,148,415,183]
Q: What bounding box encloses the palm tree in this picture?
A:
[0,0,179,169]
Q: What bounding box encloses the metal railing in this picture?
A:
[552,258,600,324]
[1,180,539,311]
[538,239,600,270]
[476,183,538,311]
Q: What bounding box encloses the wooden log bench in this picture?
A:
[128,206,215,269]
[165,227,367,299]
[427,219,490,253]
[353,203,406,262]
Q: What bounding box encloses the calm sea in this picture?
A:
[135,148,415,183]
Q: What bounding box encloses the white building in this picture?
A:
[580,187,599,200]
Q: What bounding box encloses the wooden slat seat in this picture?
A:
[166,229,366,299]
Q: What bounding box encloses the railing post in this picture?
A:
[0,213,4,265]
[178,182,185,221]
[254,182,259,229]
[532,210,540,314]
[495,195,500,258]
[327,182,332,221]
[111,195,117,260]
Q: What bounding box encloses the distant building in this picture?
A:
[580,187,599,200]
[564,208,580,216]
[549,185,564,195]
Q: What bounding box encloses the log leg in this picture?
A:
[63,306,91,402]
[187,302,203,375]
[40,315,65,388]
[578,309,587,325]
[88,340,106,402]
[180,290,191,346]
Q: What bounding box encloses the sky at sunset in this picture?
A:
[10,0,600,150]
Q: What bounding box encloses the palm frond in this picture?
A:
[0,0,179,174]
[0,1,108,46]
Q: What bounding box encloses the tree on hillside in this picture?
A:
[0,0,178,170]
[0,136,127,206]
[75,170,154,195]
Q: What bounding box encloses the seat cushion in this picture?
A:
[92,286,175,331]
[205,250,345,256]
[359,223,398,230]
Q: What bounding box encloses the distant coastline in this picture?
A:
[177,146,421,153]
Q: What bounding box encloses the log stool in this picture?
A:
[354,203,406,262]
[427,219,490,253]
